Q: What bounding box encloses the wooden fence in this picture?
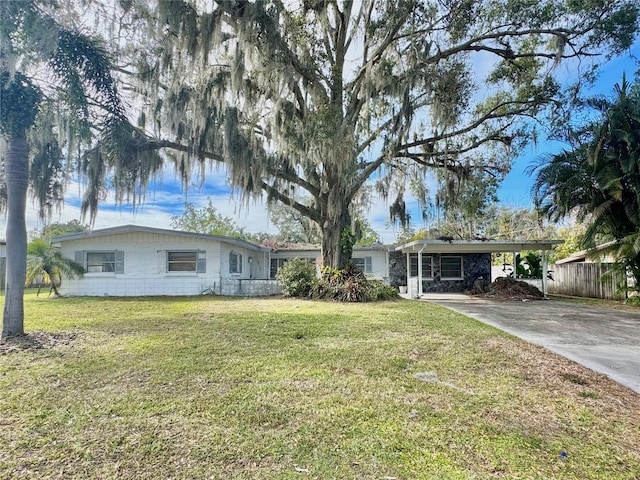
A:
[548,263,627,300]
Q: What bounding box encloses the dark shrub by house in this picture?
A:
[276,257,317,297]
[311,264,399,302]
[367,279,400,301]
[278,259,399,302]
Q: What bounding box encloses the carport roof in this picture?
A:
[396,239,563,254]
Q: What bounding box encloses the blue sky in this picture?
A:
[7,39,640,244]
[497,44,640,208]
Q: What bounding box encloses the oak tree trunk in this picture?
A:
[320,195,352,270]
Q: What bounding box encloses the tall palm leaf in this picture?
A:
[530,76,640,290]
[0,1,127,336]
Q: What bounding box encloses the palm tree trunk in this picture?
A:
[48,270,61,297]
[2,133,29,338]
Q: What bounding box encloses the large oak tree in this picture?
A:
[114,0,638,268]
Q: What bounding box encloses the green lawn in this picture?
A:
[1,293,638,479]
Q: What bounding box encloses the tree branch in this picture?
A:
[260,181,321,223]
[215,0,329,104]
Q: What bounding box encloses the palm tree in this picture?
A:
[530,76,640,289]
[26,239,84,297]
[0,1,126,337]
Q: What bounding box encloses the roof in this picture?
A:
[271,243,392,254]
[51,224,271,252]
[396,239,564,254]
[555,241,617,264]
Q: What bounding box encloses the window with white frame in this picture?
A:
[86,251,115,272]
[75,250,124,274]
[353,256,373,274]
[167,251,200,272]
[440,256,463,279]
[409,254,433,277]
[229,251,242,274]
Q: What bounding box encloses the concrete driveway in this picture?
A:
[421,294,640,393]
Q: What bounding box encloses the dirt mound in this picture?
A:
[0,331,79,354]
[473,277,544,300]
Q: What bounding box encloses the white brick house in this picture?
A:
[52,225,395,297]
[52,225,274,297]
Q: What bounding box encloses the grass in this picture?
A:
[549,294,640,312]
[0,293,639,479]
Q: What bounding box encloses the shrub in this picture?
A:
[276,257,317,297]
[624,295,640,306]
[310,263,399,302]
[368,279,400,301]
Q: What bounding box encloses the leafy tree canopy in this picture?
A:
[402,205,556,241]
[102,0,639,268]
[269,201,380,245]
[170,198,248,239]
[550,223,588,263]
[30,220,89,241]
[269,203,323,245]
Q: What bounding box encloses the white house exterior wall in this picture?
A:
[270,248,389,281]
[58,231,263,297]
[218,243,269,280]
[358,250,389,280]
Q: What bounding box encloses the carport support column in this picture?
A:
[542,250,548,299]
[406,252,411,297]
[418,249,424,297]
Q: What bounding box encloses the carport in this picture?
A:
[397,239,563,298]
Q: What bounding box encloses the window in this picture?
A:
[270,257,316,278]
[229,251,242,274]
[441,256,463,279]
[86,252,115,272]
[353,256,373,274]
[409,254,432,277]
[270,258,288,278]
[168,251,196,272]
[166,251,205,273]
[76,250,124,274]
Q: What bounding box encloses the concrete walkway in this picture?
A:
[416,293,640,393]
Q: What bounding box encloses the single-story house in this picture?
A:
[396,239,564,297]
[51,225,392,297]
[555,241,618,265]
[51,224,562,297]
[52,225,275,297]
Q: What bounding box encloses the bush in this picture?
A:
[276,257,317,297]
[310,263,399,302]
[311,264,368,302]
[368,279,400,301]
[624,295,640,306]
